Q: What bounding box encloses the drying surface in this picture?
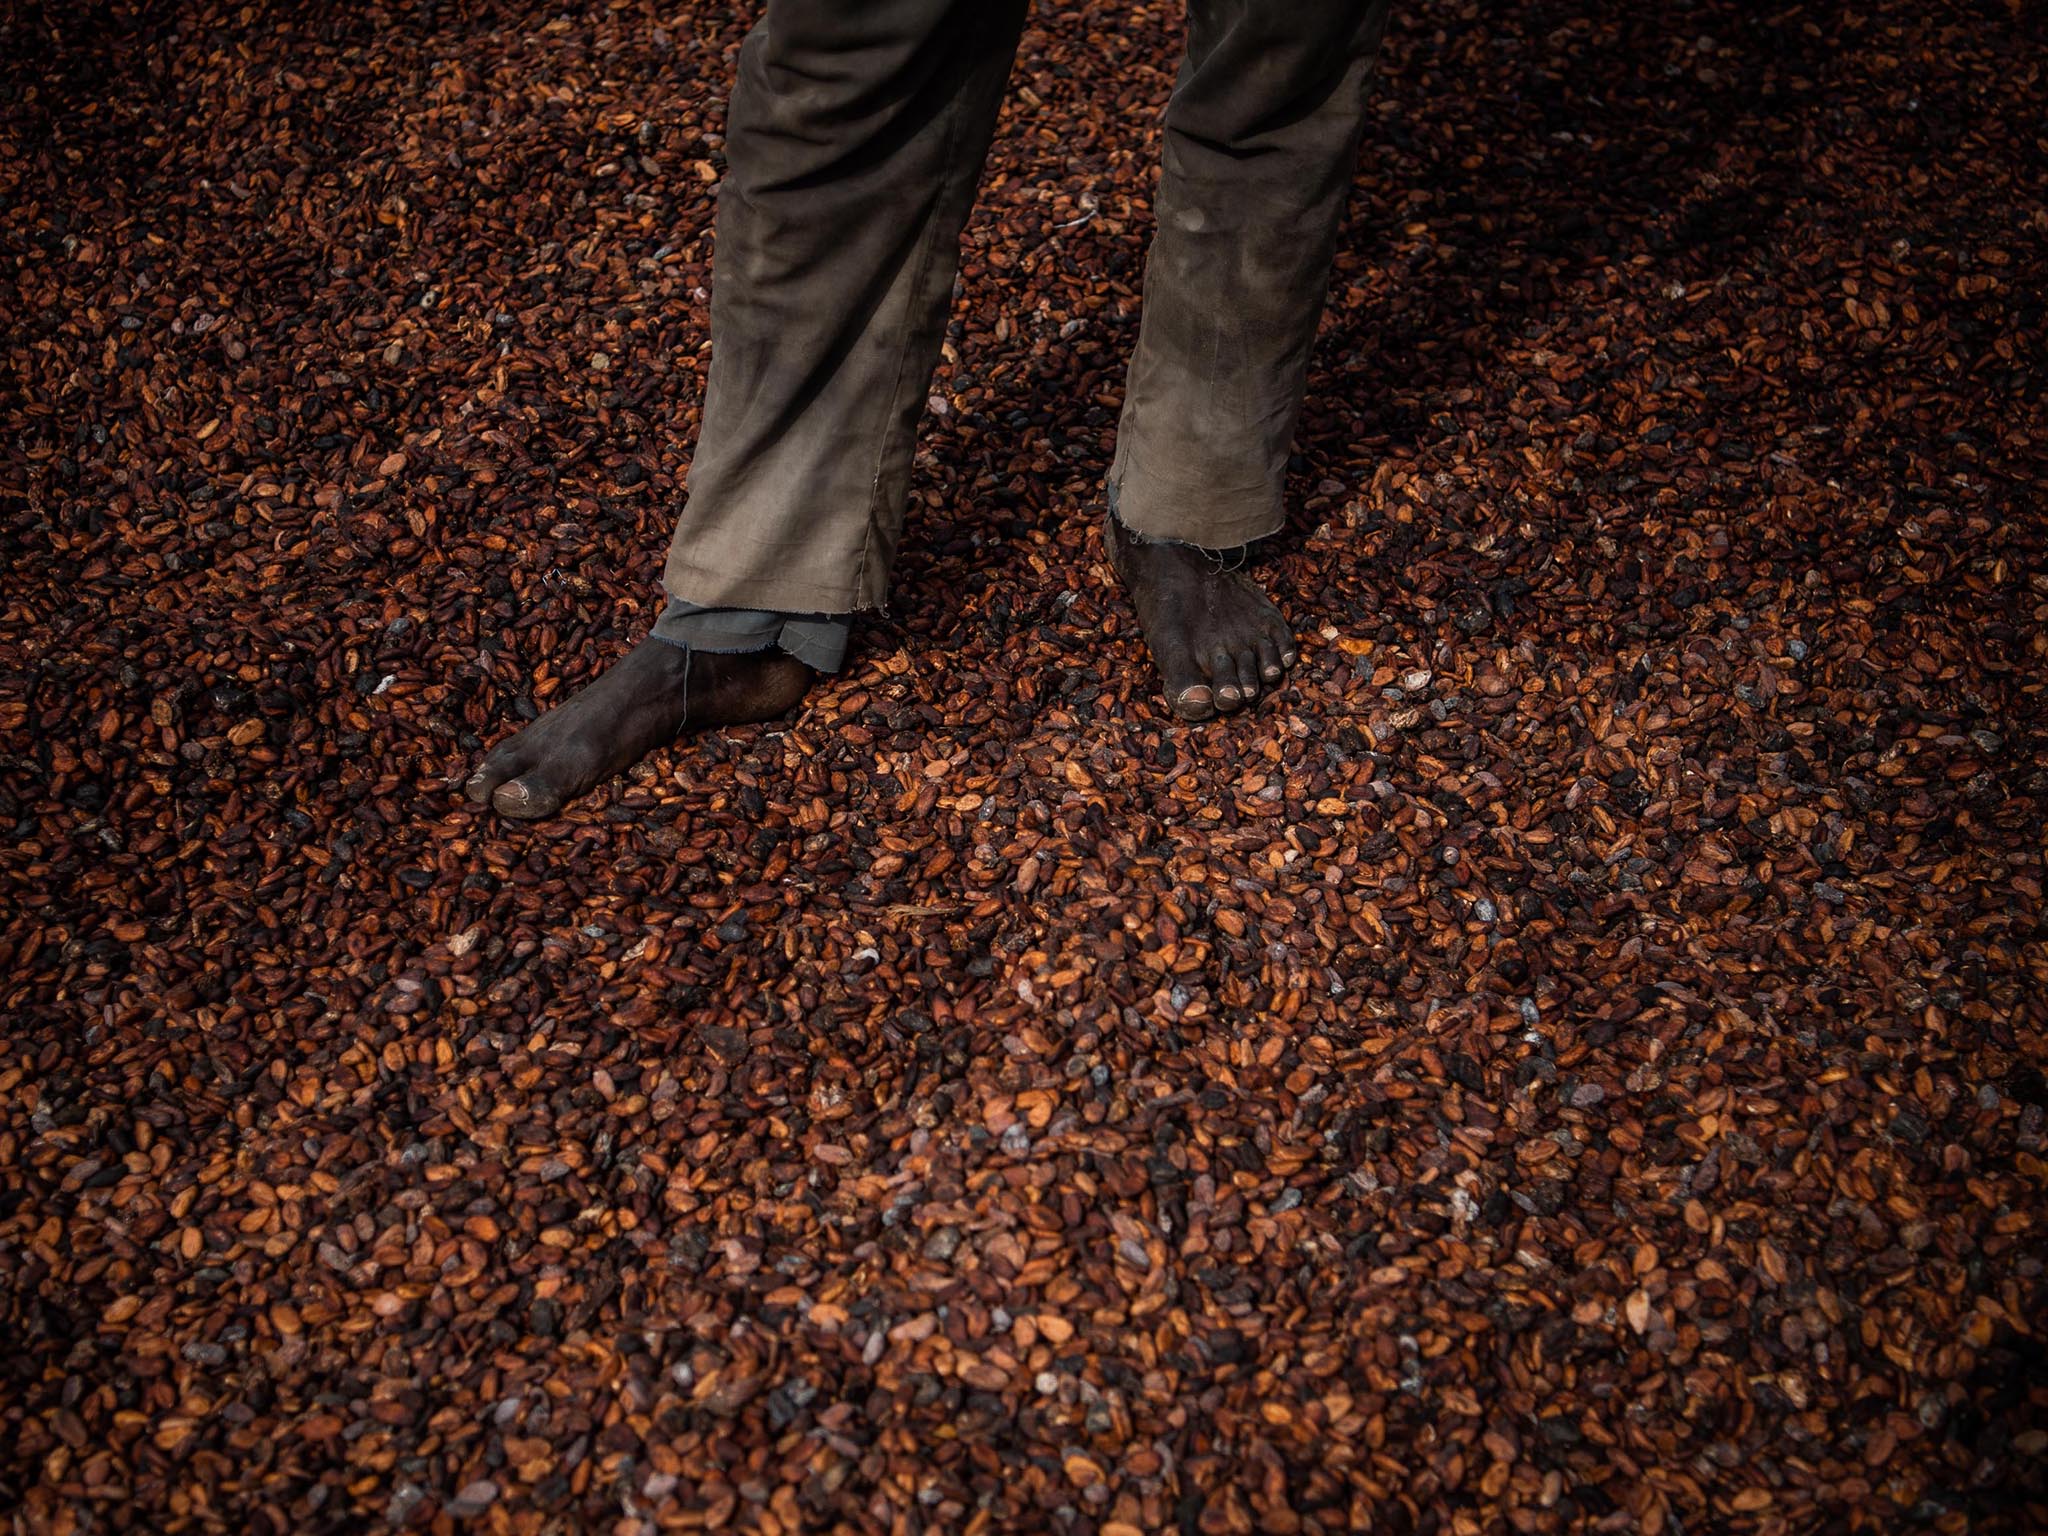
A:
[4,0,2045,1531]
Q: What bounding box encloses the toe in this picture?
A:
[1207,648,1243,709]
[1255,634,1285,683]
[1146,634,1215,722]
[465,748,522,806]
[492,774,563,821]
[1234,649,1262,701]
[1270,623,1299,670]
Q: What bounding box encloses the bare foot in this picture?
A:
[1105,506,1298,720]
[463,640,812,819]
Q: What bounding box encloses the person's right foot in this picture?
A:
[463,640,812,820]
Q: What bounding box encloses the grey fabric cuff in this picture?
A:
[650,594,851,674]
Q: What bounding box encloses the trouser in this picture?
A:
[654,0,1392,662]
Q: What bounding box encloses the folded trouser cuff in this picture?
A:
[651,593,852,674]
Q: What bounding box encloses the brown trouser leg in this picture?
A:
[1111,0,1393,547]
[662,0,1028,614]
[663,0,1389,613]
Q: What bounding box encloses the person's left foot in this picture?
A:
[1105,505,1298,720]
